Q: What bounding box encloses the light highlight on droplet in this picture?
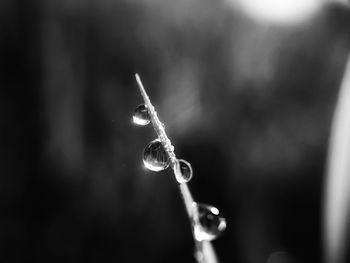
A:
[192,203,227,242]
[133,104,150,126]
[143,139,170,172]
[174,159,193,184]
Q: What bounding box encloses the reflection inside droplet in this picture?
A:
[143,139,170,172]
[174,159,193,184]
[133,104,150,126]
[192,202,227,241]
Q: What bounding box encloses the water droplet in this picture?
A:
[133,104,150,126]
[174,159,193,184]
[143,139,170,172]
[192,203,226,241]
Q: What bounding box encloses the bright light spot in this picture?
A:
[324,55,350,263]
[227,0,323,25]
[218,220,227,231]
[210,207,219,215]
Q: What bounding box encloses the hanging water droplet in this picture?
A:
[174,159,193,184]
[192,203,227,242]
[143,139,170,172]
[133,104,150,126]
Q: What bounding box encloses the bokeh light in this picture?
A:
[227,0,323,25]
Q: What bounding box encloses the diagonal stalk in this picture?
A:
[135,73,219,263]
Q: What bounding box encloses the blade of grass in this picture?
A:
[135,73,219,263]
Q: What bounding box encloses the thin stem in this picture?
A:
[195,241,219,263]
[135,74,195,215]
[135,73,176,165]
[179,183,196,218]
[135,73,218,263]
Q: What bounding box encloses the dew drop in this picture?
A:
[192,203,227,242]
[174,159,193,184]
[133,104,150,126]
[143,139,170,172]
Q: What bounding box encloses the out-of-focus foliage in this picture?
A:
[0,0,350,262]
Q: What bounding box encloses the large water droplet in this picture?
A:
[143,139,170,172]
[133,104,150,126]
[192,203,226,242]
[174,159,193,184]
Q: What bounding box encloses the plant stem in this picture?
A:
[135,73,219,263]
[135,73,176,165]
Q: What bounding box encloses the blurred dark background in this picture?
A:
[1,0,350,262]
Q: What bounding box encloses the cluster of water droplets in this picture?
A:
[133,104,192,183]
[133,103,227,243]
[133,74,228,259]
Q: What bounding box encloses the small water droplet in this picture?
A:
[133,104,150,126]
[192,203,226,241]
[174,159,193,183]
[143,139,170,172]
